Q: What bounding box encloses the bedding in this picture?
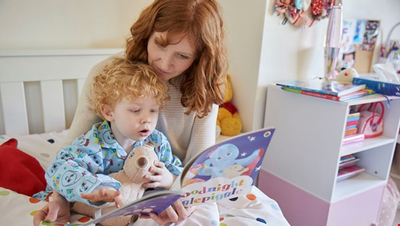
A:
[0,131,290,226]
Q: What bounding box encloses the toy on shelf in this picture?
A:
[336,67,360,84]
[216,75,242,137]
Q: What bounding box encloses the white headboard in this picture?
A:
[0,49,123,135]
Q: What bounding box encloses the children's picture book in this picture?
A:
[337,165,365,181]
[342,134,365,145]
[339,156,360,169]
[346,120,358,127]
[40,127,275,226]
[353,77,400,97]
[282,86,373,101]
[277,80,366,97]
[347,112,360,122]
[339,154,356,164]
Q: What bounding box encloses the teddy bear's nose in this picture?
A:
[136,156,149,168]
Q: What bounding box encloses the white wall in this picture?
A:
[0,0,152,49]
[1,0,399,132]
[219,0,267,133]
[245,0,400,131]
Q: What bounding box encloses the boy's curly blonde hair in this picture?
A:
[90,58,170,119]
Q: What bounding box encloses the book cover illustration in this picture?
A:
[353,77,400,97]
[41,128,275,226]
[277,80,366,97]
[178,128,274,206]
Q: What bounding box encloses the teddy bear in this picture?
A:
[72,141,159,226]
[217,75,242,136]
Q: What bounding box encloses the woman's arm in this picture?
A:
[183,104,218,164]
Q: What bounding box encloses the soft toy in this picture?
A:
[72,141,159,226]
[217,75,242,136]
[0,138,47,196]
[336,68,360,84]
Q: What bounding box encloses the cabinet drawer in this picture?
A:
[327,184,384,226]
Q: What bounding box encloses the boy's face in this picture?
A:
[106,96,160,143]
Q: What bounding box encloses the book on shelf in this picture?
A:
[277,79,367,97]
[281,86,372,102]
[345,128,357,136]
[345,125,357,130]
[339,89,374,101]
[347,112,360,121]
[339,157,360,169]
[40,128,275,226]
[337,165,365,181]
[346,120,358,126]
[353,77,400,97]
[339,154,356,163]
[343,134,365,145]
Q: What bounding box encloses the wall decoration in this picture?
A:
[274,0,336,28]
[338,19,380,73]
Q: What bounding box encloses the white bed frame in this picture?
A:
[0,49,122,135]
[0,49,291,226]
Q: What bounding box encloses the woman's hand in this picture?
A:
[81,187,124,208]
[140,200,195,225]
[144,161,175,189]
[33,192,71,226]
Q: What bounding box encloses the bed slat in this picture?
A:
[77,78,86,97]
[0,82,29,135]
[0,49,123,135]
[41,80,66,133]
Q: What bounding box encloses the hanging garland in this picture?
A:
[274,0,336,28]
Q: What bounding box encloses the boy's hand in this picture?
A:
[33,192,71,226]
[143,161,175,189]
[81,187,124,207]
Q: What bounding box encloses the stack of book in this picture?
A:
[337,154,365,181]
[343,112,364,145]
[277,79,374,102]
[345,112,359,136]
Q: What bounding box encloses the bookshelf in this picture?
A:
[259,85,400,226]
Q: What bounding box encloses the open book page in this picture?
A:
[40,190,182,226]
[40,127,275,226]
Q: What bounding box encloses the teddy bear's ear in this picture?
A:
[1,138,18,148]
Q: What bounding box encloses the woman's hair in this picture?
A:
[90,58,170,119]
[126,0,228,118]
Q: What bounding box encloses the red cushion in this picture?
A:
[0,138,46,196]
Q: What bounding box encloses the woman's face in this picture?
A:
[147,31,196,81]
